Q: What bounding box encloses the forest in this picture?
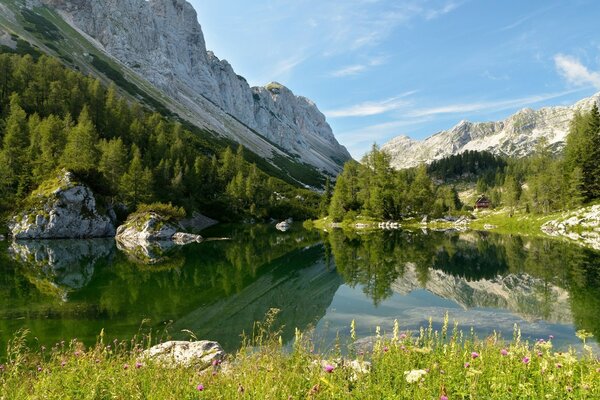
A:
[0,52,320,223]
[324,104,600,221]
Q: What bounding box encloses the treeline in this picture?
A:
[474,105,600,214]
[0,53,318,221]
[326,145,461,221]
[428,150,506,182]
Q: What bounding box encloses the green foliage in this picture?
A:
[0,322,598,399]
[134,202,186,221]
[328,146,462,221]
[428,150,506,182]
[0,52,319,221]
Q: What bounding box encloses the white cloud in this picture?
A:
[330,55,388,77]
[331,65,368,77]
[407,90,579,118]
[424,1,461,20]
[269,53,308,81]
[325,91,416,117]
[554,54,600,89]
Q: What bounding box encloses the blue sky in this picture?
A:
[189,0,600,159]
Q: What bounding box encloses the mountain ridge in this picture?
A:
[382,93,600,169]
[0,0,351,186]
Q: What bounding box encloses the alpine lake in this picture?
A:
[1,224,599,355]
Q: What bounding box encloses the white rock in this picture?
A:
[276,220,291,232]
[172,232,203,245]
[144,340,225,368]
[382,94,600,169]
[8,171,115,239]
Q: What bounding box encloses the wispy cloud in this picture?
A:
[331,65,368,77]
[325,91,416,117]
[330,56,388,77]
[424,1,462,20]
[269,53,308,81]
[407,90,580,118]
[554,54,600,89]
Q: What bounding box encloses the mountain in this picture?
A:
[0,0,350,186]
[381,93,600,169]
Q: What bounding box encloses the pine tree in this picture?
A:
[99,138,128,195]
[502,175,520,214]
[328,175,347,222]
[120,146,153,208]
[0,94,29,193]
[318,177,332,217]
[61,106,99,173]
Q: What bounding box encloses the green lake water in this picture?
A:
[0,224,599,354]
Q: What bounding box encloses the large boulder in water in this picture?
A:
[115,207,203,264]
[8,170,115,239]
[116,211,180,242]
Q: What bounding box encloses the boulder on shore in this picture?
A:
[8,170,115,239]
[144,340,225,368]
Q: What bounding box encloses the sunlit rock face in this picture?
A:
[40,0,351,176]
[8,171,115,239]
[382,94,600,169]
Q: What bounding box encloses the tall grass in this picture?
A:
[1,314,598,399]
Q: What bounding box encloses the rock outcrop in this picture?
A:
[542,205,600,250]
[36,0,351,176]
[115,211,203,264]
[382,93,600,169]
[144,340,225,368]
[8,171,115,239]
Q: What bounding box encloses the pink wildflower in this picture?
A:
[197,384,205,391]
[324,364,335,373]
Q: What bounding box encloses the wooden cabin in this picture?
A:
[474,195,491,209]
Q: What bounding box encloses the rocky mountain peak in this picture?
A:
[36,0,350,177]
[382,92,600,169]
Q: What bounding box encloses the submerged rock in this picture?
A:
[172,232,203,245]
[8,171,115,239]
[145,341,225,368]
[179,212,218,232]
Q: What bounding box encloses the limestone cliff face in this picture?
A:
[8,171,115,239]
[382,94,600,169]
[39,0,351,175]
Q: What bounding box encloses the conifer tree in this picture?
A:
[0,94,29,193]
[99,138,128,195]
[61,106,99,173]
[120,146,153,208]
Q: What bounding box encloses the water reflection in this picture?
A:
[0,225,599,351]
[326,229,600,340]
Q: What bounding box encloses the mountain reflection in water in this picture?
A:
[0,225,598,352]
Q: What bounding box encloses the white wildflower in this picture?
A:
[404,369,427,383]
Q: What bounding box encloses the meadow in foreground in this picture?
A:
[1,314,598,399]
